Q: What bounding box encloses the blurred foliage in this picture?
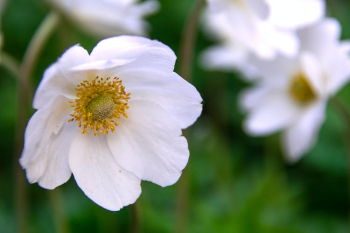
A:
[1,0,350,232]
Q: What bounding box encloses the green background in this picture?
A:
[1,0,350,232]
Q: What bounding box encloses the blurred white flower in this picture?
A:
[20,36,202,211]
[267,0,325,30]
[240,19,350,162]
[201,0,325,75]
[48,0,159,37]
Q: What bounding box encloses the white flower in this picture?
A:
[20,35,203,211]
[48,0,159,37]
[240,18,350,162]
[201,0,325,75]
[267,0,325,30]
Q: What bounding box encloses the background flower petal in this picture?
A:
[324,42,350,95]
[298,18,341,58]
[301,52,325,96]
[282,100,326,162]
[248,55,298,87]
[246,0,269,20]
[268,0,324,29]
[200,44,258,78]
[244,92,300,136]
[239,85,271,112]
[50,0,158,37]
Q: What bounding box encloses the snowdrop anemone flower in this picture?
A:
[19,36,203,211]
[48,0,159,37]
[201,0,325,77]
[240,18,350,162]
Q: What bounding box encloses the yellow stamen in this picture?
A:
[289,72,316,104]
[68,76,130,136]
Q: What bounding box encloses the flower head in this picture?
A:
[20,35,202,211]
[48,0,159,37]
[240,19,350,162]
[201,0,325,76]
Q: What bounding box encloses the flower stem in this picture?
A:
[176,0,205,233]
[20,11,60,99]
[48,188,71,233]
[330,97,350,224]
[130,202,141,233]
[178,0,206,82]
[0,52,21,79]
[14,12,59,233]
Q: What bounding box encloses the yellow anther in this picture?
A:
[68,76,130,136]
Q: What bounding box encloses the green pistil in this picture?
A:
[86,95,115,120]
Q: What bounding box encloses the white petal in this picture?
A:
[69,132,141,211]
[244,92,300,135]
[268,0,325,29]
[54,0,158,37]
[246,0,269,20]
[67,59,135,85]
[259,26,299,57]
[25,122,76,189]
[249,55,298,87]
[126,72,202,129]
[136,0,159,16]
[209,5,274,58]
[300,52,325,96]
[200,44,258,77]
[90,36,176,76]
[107,99,189,187]
[33,45,90,109]
[282,100,326,162]
[298,18,341,57]
[200,44,248,70]
[20,95,73,168]
[324,42,350,94]
[58,44,91,71]
[125,0,159,35]
[71,59,132,72]
[239,85,270,112]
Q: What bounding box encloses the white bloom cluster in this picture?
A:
[20,36,202,210]
[48,0,159,37]
[202,0,350,161]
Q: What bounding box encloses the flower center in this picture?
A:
[68,76,130,136]
[86,95,115,121]
[289,72,316,104]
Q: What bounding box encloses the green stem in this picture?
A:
[0,52,21,79]
[178,0,206,82]
[20,11,60,99]
[14,12,60,233]
[175,167,190,233]
[130,202,141,233]
[48,189,71,233]
[175,1,205,233]
[330,97,350,225]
